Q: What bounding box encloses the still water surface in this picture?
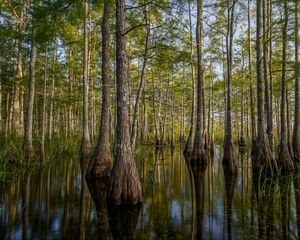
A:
[1,146,300,239]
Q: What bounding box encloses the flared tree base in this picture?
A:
[293,137,300,162]
[253,136,277,174]
[86,151,112,180]
[191,143,208,166]
[109,154,142,205]
[222,140,238,174]
[278,143,294,172]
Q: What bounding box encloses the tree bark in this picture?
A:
[191,0,207,164]
[248,0,256,147]
[223,0,237,173]
[293,0,300,161]
[186,58,195,140]
[253,0,276,172]
[48,40,56,141]
[86,0,112,178]
[267,0,274,149]
[109,0,142,205]
[263,0,271,148]
[40,49,48,161]
[80,0,91,158]
[278,0,294,171]
[24,22,37,159]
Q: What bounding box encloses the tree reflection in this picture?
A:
[223,167,237,240]
[86,177,111,240]
[186,157,207,240]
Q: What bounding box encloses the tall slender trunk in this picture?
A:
[131,5,150,147]
[263,0,271,146]
[24,22,37,158]
[278,0,293,171]
[12,4,27,135]
[286,88,293,158]
[86,0,112,178]
[80,0,91,157]
[223,0,237,173]
[49,40,56,141]
[141,88,149,141]
[253,0,276,171]
[248,0,256,146]
[267,0,274,149]
[239,51,246,148]
[109,0,142,205]
[40,49,48,161]
[293,0,300,161]
[192,0,207,164]
[185,2,196,156]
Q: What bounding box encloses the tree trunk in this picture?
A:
[191,0,207,164]
[184,2,196,156]
[239,51,246,148]
[109,0,142,205]
[248,0,256,147]
[263,0,271,148]
[253,0,276,172]
[293,0,300,161]
[80,0,91,158]
[141,89,149,142]
[40,49,48,161]
[86,0,112,178]
[223,0,237,173]
[286,88,294,159]
[267,0,274,149]
[278,0,293,171]
[24,22,37,159]
[131,5,150,148]
[49,40,56,141]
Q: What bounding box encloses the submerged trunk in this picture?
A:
[24,22,37,158]
[109,0,142,205]
[191,0,207,164]
[293,0,300,161]
[223,0,237,173]
[86,0,112,178]
[278,0,293,171]
[80,0,91,158]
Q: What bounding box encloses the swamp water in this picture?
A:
[1,146,300,239]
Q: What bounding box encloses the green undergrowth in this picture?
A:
[0,133,81,177]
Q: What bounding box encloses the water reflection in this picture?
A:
[1,146,300,239]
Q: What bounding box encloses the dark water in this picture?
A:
[1,146,300,239]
